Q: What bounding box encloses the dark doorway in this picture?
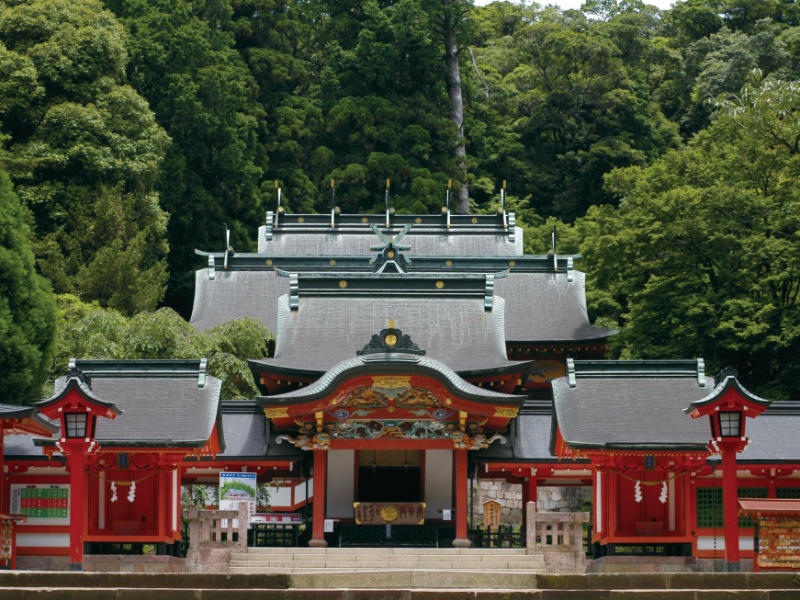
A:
[357,450,422,502]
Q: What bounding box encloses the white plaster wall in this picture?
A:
[424,450,453,520]
[270,486,293,508]
[326,450,355,518]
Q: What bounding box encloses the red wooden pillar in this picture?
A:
[0,433,4,514]
[64,442,88,570]
[453,448,471,547]
[721,447,740,571]
[157,462,167,543]
[309,449,328,547]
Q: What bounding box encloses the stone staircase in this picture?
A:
[230,547,545,574]
[229,547,546,588]
[0,571,799,598]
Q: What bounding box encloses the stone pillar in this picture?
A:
[525,501,537,554]
[522,476,538,533]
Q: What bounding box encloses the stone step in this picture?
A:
[256,569,543,588]
[244,547,529,555]
[230,553,544,564]
[4,588,800,599]
[0,572,798,598]
[229,547,546,574]
[230,559,545,569]
[229,563,546,573]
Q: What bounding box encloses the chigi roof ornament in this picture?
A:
[357,320,426,356]
[369,223,412,273]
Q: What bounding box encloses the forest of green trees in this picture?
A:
[2,0,800,403]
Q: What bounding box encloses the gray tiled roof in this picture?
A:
[552,375,713,450]
[0,403,58,433]
[496,271,615,343]
[257,226,524,256]
[89,377,222,446]
[512,413,556,460]
[261,294,517,374]
[190,269,286,333]
[52,361,223,448]
[217,402,267,458]
[739,402,800,462]
[4,433,55,459]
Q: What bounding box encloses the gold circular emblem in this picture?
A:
[509,261,516,268]
[380,505,399,523]
[387,251,395,258]
[384,333,397,347]
[298,217,305,223]
[415,218,422,224]
[362,217,368,223]
[330,260,336,266]
[266,259,273,266]
[445,260,452,267]
[472,217,478,224]
[339,280,347,288]
[436,281,444,289]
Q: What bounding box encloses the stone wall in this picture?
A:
[473,480,591,525]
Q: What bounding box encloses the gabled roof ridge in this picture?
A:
[220,400,261,414]
[70,358,209,382]
[196,251,579,274]
[567,358,706,386]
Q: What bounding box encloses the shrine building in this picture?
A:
[3,208,800,570]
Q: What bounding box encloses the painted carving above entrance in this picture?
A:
[276,419,506,450]
[333,383,443,414]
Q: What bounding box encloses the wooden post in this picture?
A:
[721,446,741,571]
[452,448,471,547]
[65,443,88,570]
[309,449,328,547]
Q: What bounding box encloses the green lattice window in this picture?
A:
[696,488,723,528]
[777,488,800,499]
[738,488,767,527]
[696,487,768,528]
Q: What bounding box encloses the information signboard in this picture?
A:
[10,484,70,525]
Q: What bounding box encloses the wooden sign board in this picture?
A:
[483,499,502,529]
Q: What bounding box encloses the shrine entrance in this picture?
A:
[357,450,422,502]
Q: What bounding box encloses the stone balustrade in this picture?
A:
[182,504,249,573]
[525,501,590,573]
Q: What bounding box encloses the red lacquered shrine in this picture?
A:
[3,209,800,570]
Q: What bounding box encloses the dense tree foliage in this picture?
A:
[4,0,800,398]
[51,295,273,399]
[576,73,800,398]
[0,0,170,314]
[0,170,56,405]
